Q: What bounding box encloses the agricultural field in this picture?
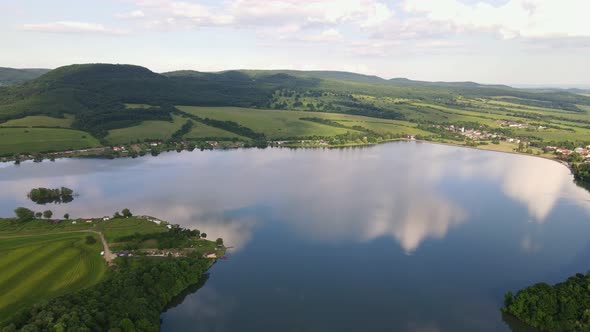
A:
[0,127,100,156]
[96,217,168,242]
[333,119,431,136]
[0,232,107,322]
[105,114,188,144]
[178,106,422,139]
[183,121,247,140]
[0,114,74,128]
[178,106,360,139]
[0,217,167,242]
[0,216,177,323]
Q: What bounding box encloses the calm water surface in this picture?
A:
[2,141,590,331]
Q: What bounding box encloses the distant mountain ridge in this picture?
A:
[1,63,589,140]
[0,67,51,86]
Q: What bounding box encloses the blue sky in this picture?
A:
[1,0,589,86]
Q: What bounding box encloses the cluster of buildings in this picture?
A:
[500,120,528,129]
[545,146,590,160]
[442,125,503,140]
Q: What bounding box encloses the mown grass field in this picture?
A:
[0,216,169,322]
[0,128,100,155]
[105,114,188,144]
[0,114,74,128]
[0,232,107,322]
[0,217,167,242]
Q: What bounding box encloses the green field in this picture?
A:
[96,217,168,242]
[184,121,247,140]
[0,232,107,321]
[0,128,100,155]
[105,114,188,144]
[334,119,432,136]
[0,217,168,242]
[179,106,360,139]
[0,216,169,321]
[0,114,74,128]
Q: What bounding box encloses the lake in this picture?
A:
[1,141,590,331]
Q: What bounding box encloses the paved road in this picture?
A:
[0,230,115,265]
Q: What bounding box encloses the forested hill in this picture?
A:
[0,67,50,86]
[1,63,590,145]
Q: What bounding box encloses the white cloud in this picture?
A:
[116,10,146,19]
[403,0,590,39]
[22,21,127,35]
[128,0,392,33]
[284,28,344,42]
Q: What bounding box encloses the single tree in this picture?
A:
[14,207,35,222]
[85,235,97,245]
[121,208,132,218]
[216,238,223,245]
[43,210,53,219]
[201,233,207,239]
[114,211,122,218]
[35,211,43,219]
[63,213,70,219]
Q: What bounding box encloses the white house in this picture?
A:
[102,217,110,221]
[72,221,77,225]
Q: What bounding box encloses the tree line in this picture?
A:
[503,272,590,331]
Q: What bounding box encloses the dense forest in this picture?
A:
[573,163,590,185]
[1,256,211,331]
[502,272,590,331]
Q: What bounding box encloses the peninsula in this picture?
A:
[0,209,225,331]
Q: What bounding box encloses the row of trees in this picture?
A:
[113,208,133,219]
[13,207,63,222]
[115,225,208,250]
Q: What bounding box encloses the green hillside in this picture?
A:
[0,67,50,86]
[1,63,590,156]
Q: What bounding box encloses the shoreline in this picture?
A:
[0,137,575,175]
[409,139,574,174]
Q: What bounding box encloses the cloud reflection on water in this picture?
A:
[1,142,589,254]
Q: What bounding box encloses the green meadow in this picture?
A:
[184,121,247,140]
[105,114,188,144]
[0,128,100,155]
[0,115,74,128]
[0,216,169,322]
[178,106,361,139]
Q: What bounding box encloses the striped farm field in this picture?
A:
[0,232,107,322]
